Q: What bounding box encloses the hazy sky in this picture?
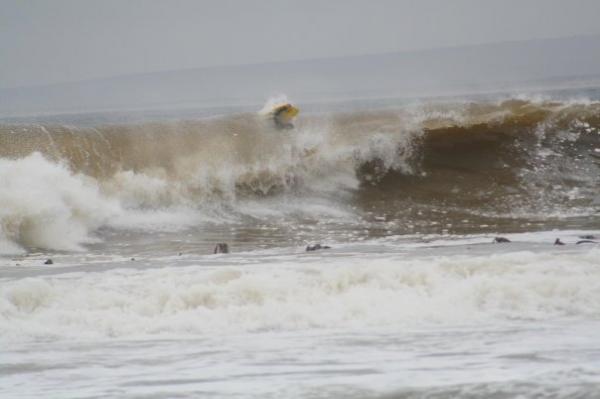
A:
[2,0,600,88]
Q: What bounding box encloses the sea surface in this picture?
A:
[1,88,600,398]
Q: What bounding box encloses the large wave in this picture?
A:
[1,98,599,252]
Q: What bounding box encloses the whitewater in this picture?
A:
[1,89,600,398]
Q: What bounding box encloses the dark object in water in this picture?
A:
[272,103,298,130]
[306,244,331,252]
[214,243,230,254]
[274,119,294,130]
[493,237,511,243]
[44,259,53,265]
[576,240,598,245]
[554,238,566,246]
[579,235,596,240]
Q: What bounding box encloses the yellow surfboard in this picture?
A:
[271,103,299,129]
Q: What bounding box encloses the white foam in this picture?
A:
[0,153,120,254]
[2,248,599,341]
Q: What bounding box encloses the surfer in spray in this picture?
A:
[268,102,299,130]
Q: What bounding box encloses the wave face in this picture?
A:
[1,98,600,252]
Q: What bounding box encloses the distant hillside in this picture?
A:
[2,35,600,117]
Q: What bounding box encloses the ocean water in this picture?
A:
[1,89,600,398]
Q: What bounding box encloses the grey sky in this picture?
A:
[2,0,600,88]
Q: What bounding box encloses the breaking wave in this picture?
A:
[1,249,599,340]
[1,98,600,252]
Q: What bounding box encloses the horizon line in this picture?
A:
[2,32,599,91]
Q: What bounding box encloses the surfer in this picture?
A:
[270,103,299,130]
